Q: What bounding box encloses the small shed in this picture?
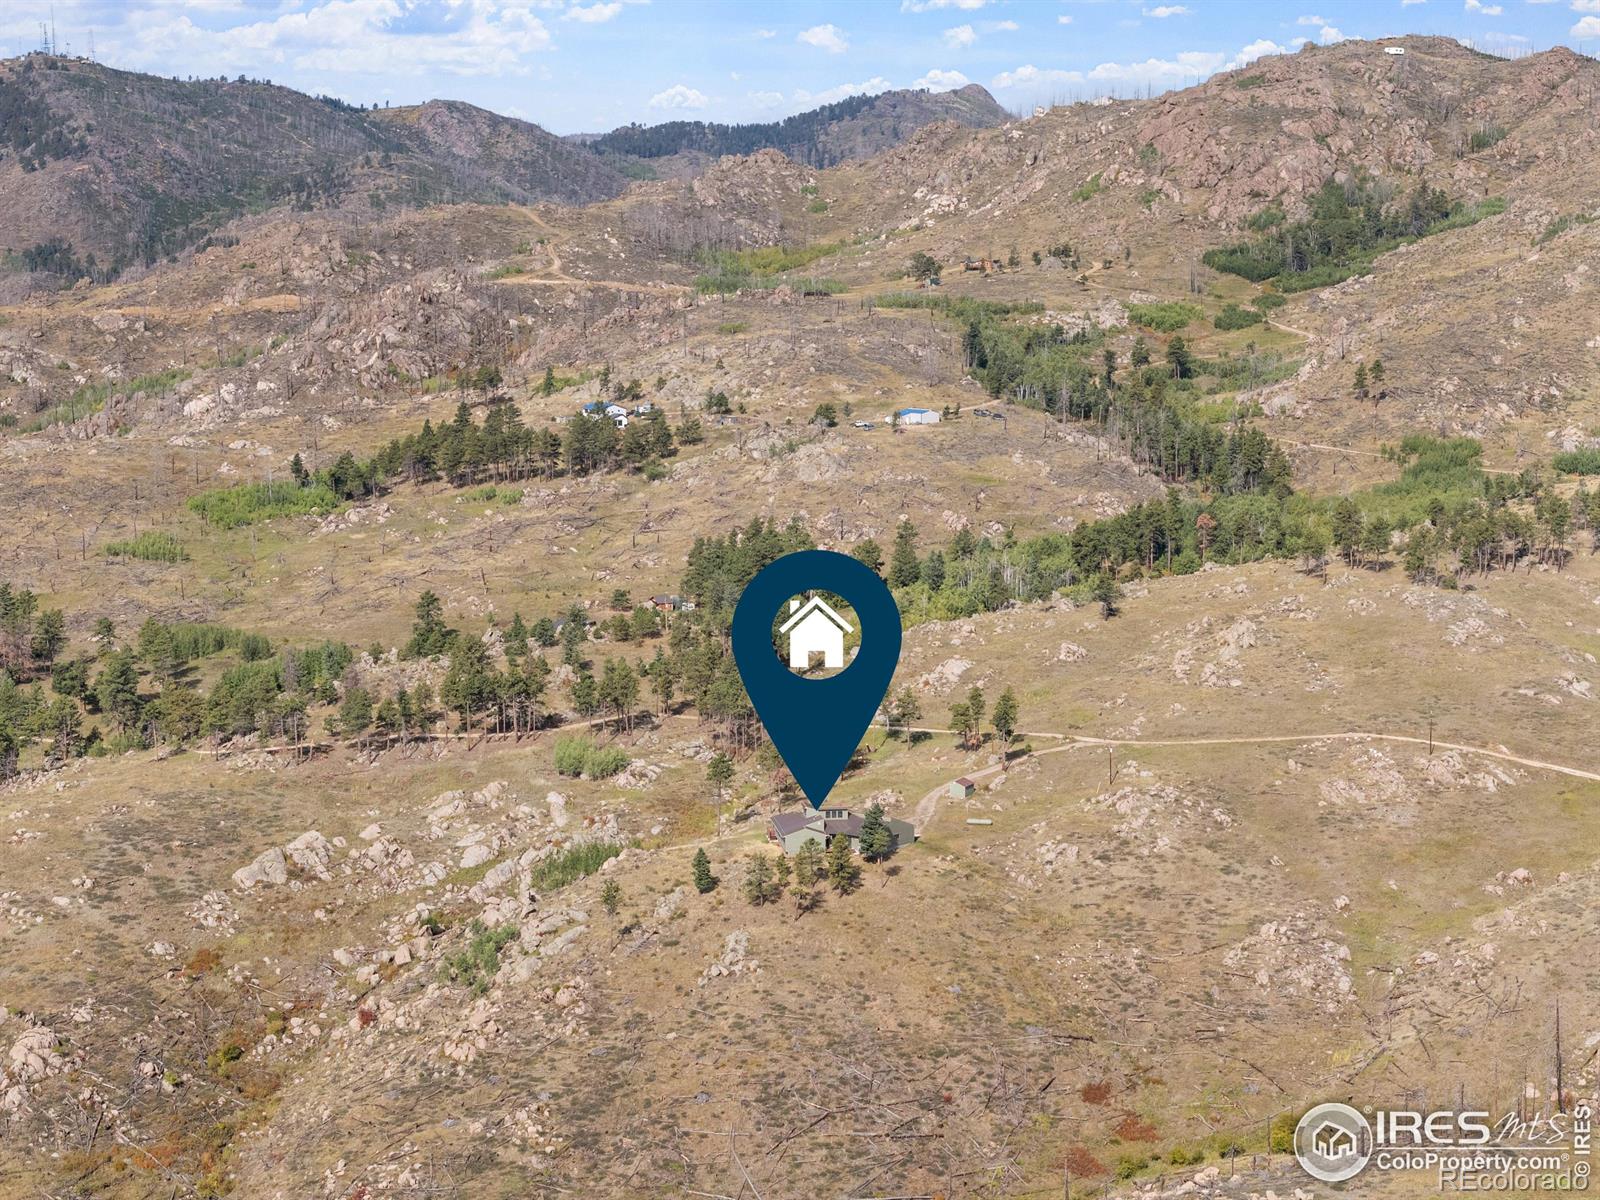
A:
[949,777,976,799]
[893,407,941,426]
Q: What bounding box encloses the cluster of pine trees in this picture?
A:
[192,394,699,526]
[586,93,879,164]
[1202,178,1502,291]
[961,314,1293,497]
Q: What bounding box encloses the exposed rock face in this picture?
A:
[2,1024,65,1116]
[232,846,289,890]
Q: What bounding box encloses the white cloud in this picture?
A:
[914,68,971,90]
[1058,14,1074,24]
[1465,0,1503,12]
[991,19,1020,31]
[1144,5,1191,16]
[900,0,987,10]
[754,28,777,38]
[1400,0,1425,6]
[747,89,786,108]
[103,0,556,79]
[792,77,894,105]
[1226,38,1297,68]
[944,23,977,47]
[1571,0,1600,10]
[992,36,1297,95]
[798,23,849,53]
[564,2,621,21]
[648,83,708,109]
[1296,13,1346,40]
[1572,12,1600,30]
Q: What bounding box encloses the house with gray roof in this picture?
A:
[767,806,915,857]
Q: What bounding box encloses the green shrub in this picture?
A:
[1115,1155,1148,1181]
[693,242,848,294]
[527,841,624,891]
[1246,203,1285,231]
[1071,172,1103,203]
[442,921,517,995]
[188,480,342,528]
[1127,301,1203,333]
[1251,291,1286,310]
[1468,125,1507,152]
[1537,213,1595,246]
[1554,448,1600,475]
[553,734,631,778]
[103,532,188,562]
[1235,73,1267,90]
[553,735,590,777]
[1212,303,1264,331]
[584,745,631,778]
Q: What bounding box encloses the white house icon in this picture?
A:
[1313,1122,1357,1160]
[780,596,852,671]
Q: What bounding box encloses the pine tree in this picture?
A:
[991,687,1019,751]
[889,520,921,588]
[707,751,734,804]
[851,538,884,575]
[541,366,557,396]
[858,802,893,862]
[964,686,985,744]
[791,841,822,915]
[890,686,920,737]
[1093,573,1121,619]
[94,650,142,733]
[826,834,861,894]
[339,685,373,742]
[1353,361,1369,399]
[772,850,792,894]
[743,854,775,905]
[949,699,974,749]
[598,657,638,731]
[505,613,529,662]
[649,647,676,716]
[692,848,717,894]
[600,879,622,916]
[1166,336,1192,379]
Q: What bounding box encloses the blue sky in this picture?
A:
[2,0,1595,135]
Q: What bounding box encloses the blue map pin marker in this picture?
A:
[732,549,902,811]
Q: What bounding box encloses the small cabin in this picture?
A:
[949,777,976,799]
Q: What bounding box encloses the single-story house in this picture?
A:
[650,594,683,612]
[891,407,941,426]
[768,807,916,857]
[634,402,656,415]
[948,777,976,799]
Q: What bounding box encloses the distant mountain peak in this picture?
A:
[585,85,1008,169]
